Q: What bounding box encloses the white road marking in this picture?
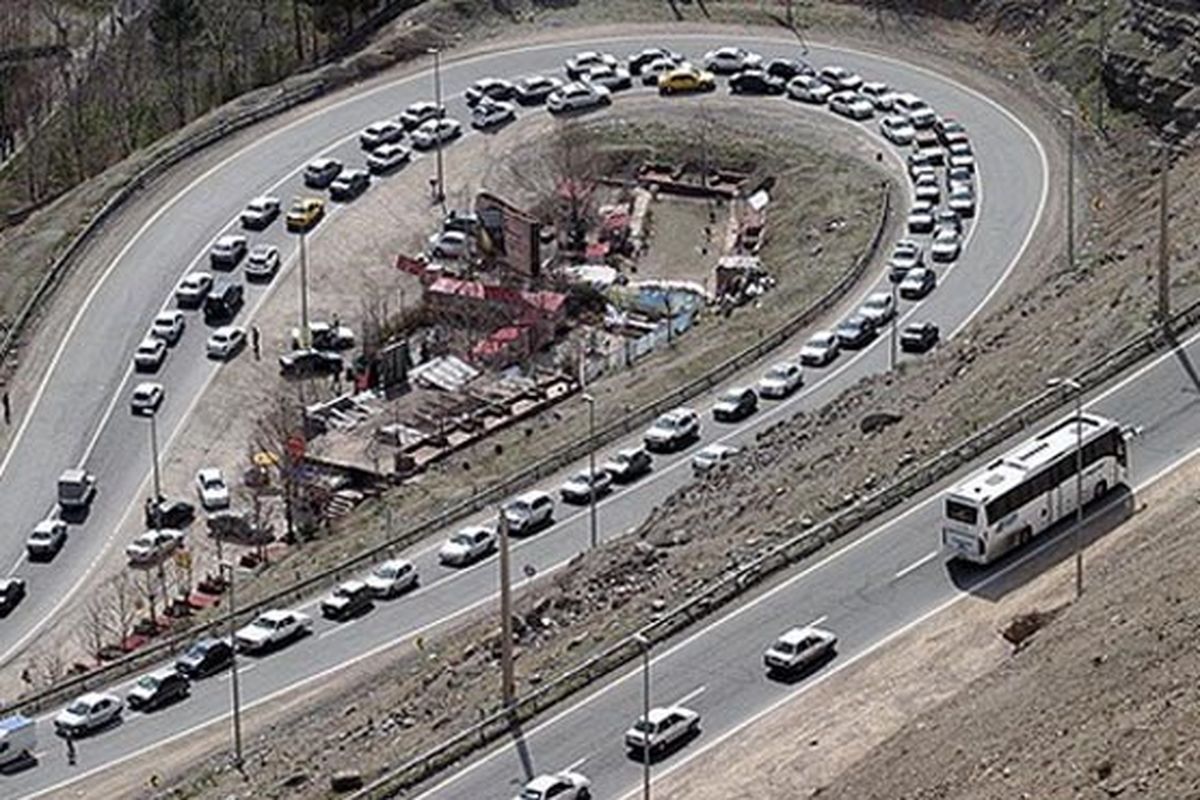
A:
[893,550,939,580]
[672,685,707,708]
[807,615,828,628]
[564,756,588,773]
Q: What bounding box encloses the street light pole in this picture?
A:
[299,230,311,349]
[634,633,651,800]
[1155,140,1171,327]
[148,411,162,506]
[221,561,244,769]
[888,281,898,372]
[1097,0,1109,137]
[583,393,598,549]
[497,507,515,711]
[1063,110,1076,278]
[1049,377,1085,599]
[428,47,447,215]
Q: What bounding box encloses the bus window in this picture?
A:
[945,499,978,525]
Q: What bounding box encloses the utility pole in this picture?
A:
[498,507,515,710]
[1097,0,1109,137]
[1063,110,1076,277]
[221,561,244,769]
[634,633,651,800]
[429,47,447,215]
[299,230,311,349]
[888,281,898,371]
[148,412,162,529]
[1156,141,1171,327]
[1048,377,1085,599]
[583,393,598,549]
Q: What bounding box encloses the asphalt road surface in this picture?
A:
[0,33,1052,798]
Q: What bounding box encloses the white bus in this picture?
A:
[942,413,1128,564]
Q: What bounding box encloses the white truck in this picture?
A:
[57,468,96,510]
[0,715,35,766]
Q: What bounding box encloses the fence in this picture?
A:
[0,184,893,720]
[350,297,1200,800]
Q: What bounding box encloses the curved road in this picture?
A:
[0,33,1050,797]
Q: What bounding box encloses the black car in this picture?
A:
[628,47,681,75]
[765,57,813,81]
[729,69,785,95]
[280,348,344,378]
[127,669,190,711]
[144,497,196,529]
[329,169,370,201]
[835,314,876,349]
[513,75,562,105]
[203,281,244,324]
[900,321,940,353]
[0,578,26,615]
[712,386,758,422]
[320,580,374,621]
[465,77,516,105]
[175,638,234,678]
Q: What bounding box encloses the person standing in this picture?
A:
[66,735,77,766]
[251,325,261,361]
[2,390,10,426]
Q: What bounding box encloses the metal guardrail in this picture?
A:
[0,184,893,719]
[350,302,1200,799]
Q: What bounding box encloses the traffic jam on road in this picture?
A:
[0,38,990,798]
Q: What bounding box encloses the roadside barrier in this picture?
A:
[348,302,1200,799]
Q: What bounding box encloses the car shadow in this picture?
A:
[324,601,375,622]
[764,649,838,685]
[134,690,190,714]
[947,486,1135,601]
[58,714,124,740]
[0,752,38,774]
[59,503,93,525]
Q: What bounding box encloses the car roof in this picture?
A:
[337,579,368,592]
[377,558,413,570]
[526,775,561,790]
[778,626,826,645]
[77,691,113,704]
[259,609,293,621]
[514,489,551,503]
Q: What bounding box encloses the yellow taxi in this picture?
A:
[657,66,717,95]
[286,197,325,232]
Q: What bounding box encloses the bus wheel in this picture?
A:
[1093,481,1108,501]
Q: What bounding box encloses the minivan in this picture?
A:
[503,491,555,536]
[203,281,243,324]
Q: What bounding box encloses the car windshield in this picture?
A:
[766,365,792,380]
[250,617,278,631]
[774,641,797,654]
[203,476,222,488]
[633,718,655,733]
[376,565,401,579]
[136,675,160,691]
[720,389,744,403]
[520,789,545,800]
[450,533,474,546]
[866,297,888,310]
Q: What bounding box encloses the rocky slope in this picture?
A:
[1106,0,1200,139]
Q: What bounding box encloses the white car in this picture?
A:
[206,325,246,359]
[133,337,167,372]
[303,156,343,188]
[859,80,894,109]
[26,519,67,560]
[428,229,469,259]
[757,361,803,398]
[245,244,281,280]
[879,114,916,145]
[175,272,213,308]
[565,50,617,79]
[149,310,185,345]
[858,291,896,326]
[639,56,681,86]
[931,227,962,262]
[209,234,248,268]
[703,46,762,74]
[471,99,516,129]
[547,81,611,113]
[643,407,700,452]
[195,467,230,510]
[240,195,280,229]
[787,74,832,103]
[763,625,837,673]
[559,468,612,504]
[365,559,418,597]
[126,529,186,565]
[584,64,632,91]
[913,172,940,203]
[234,609,312,653]
[398,100,442,129]
[948,184,976,217]
[907,199,935,233]
[908,106,938,129]
[899,266,937,300]
[410,118,462,149]
[513,771,592,800]
[799,330,839,367]
[818,64,863,91]
[503,490,555,535]
[130,381,164,416]
[624,705,701,754]
[438,525,496,566]
[366,142,411,174]
[693,443,740,474]
[888,238,924,282]
[829,91,873,120]
[359,119,405,149]
[54,692,123,737]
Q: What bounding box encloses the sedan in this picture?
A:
[829,91,873,120]
[54,692,123,738]
[209,234,247,270]
[913,172,940,203]
[279,348,343,377]
[133,337,167,372]
[143,497,195,529]
[711,385,758,422]
[584,64,632,91]
[880,114,916,145]
[937,117,969,146]
[948,184,976,217]
[559,468,613,504]
[240,195,280,229]
[244,244,280,281]
[835,314,875,349]
[786,74,832,103]
[764,625,837,675]
[398,100,442,130]
[358,119,404,150]
[547,81,612,112]
[859,291,895,327]
[900,321,940,352]
[429,230,469,259]
[565,50,618,79]
[513,74,563,105]
[757,361,803,399]
[930,227,962,262]
[329,168,370,201]
[411,118,462,149]
[899,266,937,299]
[729,69,785,95]
[465,76,516,105]
[206,325,246,359]
[439,525,496,566]
[149,310,185,345]
[195,467,230,510]
[703,46,762,74]
[126,528,186,565]
[285,197,325,232]
[130,381,164,416]
[692,443,740,474]
[765,57,812,80]
[0,577,26,615]
[640,56,682,86]
[367,142,411,174]
[907,199,935,234]
[234,609,312,653]
[602,446,653,483]
[320,580,373,620]
[172,268,212,307]
[513,772,591,800]
[126,668,190,711]
[657,66,716,95]
[628,47,682,75]
[471,99,517,130]
[888,239,924,282]
[175,638,233,678]
[303,157,342,188]
[365,559,418,597]
[625,705,701,755]
[799,330,839,366]
[26,519,67,561]
[859,80,894,109]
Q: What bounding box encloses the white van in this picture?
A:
[0,715,36,766]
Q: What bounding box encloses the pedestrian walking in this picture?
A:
[66,735,76,766]
[251,325,261,361]
[429,177,439,203]
[2,390,10,426]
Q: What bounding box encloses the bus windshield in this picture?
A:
[945,499,978,525]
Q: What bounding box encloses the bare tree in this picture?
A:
[79,595,110,664]
[252,384,310,544]
[107,570,139,649]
